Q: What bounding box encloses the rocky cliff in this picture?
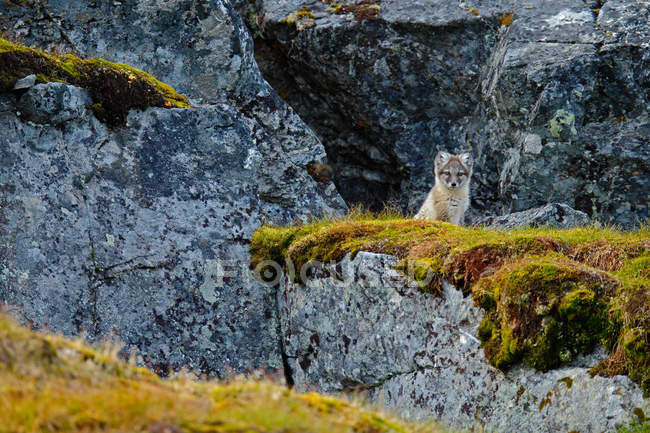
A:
[251,0,649,225]
[280,252,647,433]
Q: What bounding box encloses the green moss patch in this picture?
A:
[0,38,190,126]
[474,253,618,371]
[0,313,446,433]
[250,212,649,394]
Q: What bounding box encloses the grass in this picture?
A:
[0,38,189,125]
[250,209,650,395]
[0,312,447,433]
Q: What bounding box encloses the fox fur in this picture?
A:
[414,151,473,226]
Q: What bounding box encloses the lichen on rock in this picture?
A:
[474,253,618,371]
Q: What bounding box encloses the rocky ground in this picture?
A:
[280,251,647,433]
[0,312,439,433]
[251,216,650,432]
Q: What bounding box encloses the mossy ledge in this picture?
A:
[250,211,649,395]
[0,313,443,433]
[0,38,190,126]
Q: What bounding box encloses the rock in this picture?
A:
[12,74,36,90]
[473,203,590,229]
[0,0,346,377]
[253,0,649,226]
[0,84,344,376]
[279,251,649,432]
[0,0,342,210]
[17,83,92,125]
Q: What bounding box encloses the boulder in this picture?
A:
[0,0,346,377]
[0,0,343,209]
[252,0,649,226]
[279,251,649,432]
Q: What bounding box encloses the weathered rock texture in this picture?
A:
[0,0,345,377]
[279,251,649,432]
[474,202,590,229]
[253,0,649,226]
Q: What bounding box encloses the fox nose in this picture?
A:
[450,182,457,187]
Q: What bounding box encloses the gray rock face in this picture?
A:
[279,252,648,432]
[0,80,343,375]
[253,0,649,225]
[12,74,36,91]
[474,202,590,229]
[0,0,342,210]
[0,0,346,377]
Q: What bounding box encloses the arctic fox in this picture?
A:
[414,151,473,226]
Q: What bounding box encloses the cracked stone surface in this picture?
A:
[0,0,347,377]
[0,0,344,211]
[252,0,649,225]
[279,251,649,432]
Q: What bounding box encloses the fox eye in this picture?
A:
[443,171,450,176]
[458,172,466,177]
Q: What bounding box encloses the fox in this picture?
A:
[414,151,473,226]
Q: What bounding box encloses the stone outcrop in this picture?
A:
[278,251,648,433]
[474,202,590,229]
[0,0,345,377]
[252,0,649,226]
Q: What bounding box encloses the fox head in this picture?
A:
[434,151,473,190]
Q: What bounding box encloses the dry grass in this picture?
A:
[0,313,447,433]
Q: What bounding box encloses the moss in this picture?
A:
[283,9,316,25]
[395,257,445,296]
[634,408,646,423]
[0,38,189,126]
[250,213,649,392]
[515,385,526,405]
[591,282,649,396]
[0,313,447,433]
[558,376,573,389]
[475,254,618,371]
[538,392,552,411]
[500,13,514,26]
[282,5,317,30]
[326,3,344,13]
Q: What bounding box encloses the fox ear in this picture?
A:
[459,153,474,167]
[435,151,451,168]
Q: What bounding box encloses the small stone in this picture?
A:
[13,74,37,90]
